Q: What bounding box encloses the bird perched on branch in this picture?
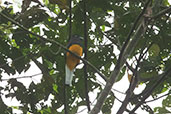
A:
[65,35,83,86]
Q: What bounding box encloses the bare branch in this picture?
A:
[1,73,42,81]
[145,92,171,103]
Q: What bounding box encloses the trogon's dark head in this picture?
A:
[67,35,83,48]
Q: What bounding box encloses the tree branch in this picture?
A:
[130,68,171,113]
[118,38,154,114]
[0,11,107,83]
[117,0,151,67]
[96,78,124,103]
[68,0,72,40]
[117,35,147,114]
[116,70,137,114]
[64,0,73,113]
[89,0,151,113]
[145,92,170,103]
[151,6,171,20]
[83,0,91,111]
[1,73,42,81]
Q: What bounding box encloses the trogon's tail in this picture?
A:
[65,65,74,86]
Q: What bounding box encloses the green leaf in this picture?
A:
[163,95,171,107]
[154,107,171,114]
[163,0,170,6]
[140,71,158,79]
[53,84,58,93]
[43,0,49,6]
[17,6,48,28]
[149,44,160,57]
[0,97,12,114]
[102,93,115,114]
[39,107,52,114]
[101,25,105,31]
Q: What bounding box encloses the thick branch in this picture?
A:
[117,0,151,67]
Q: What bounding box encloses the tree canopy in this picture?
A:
[0,0,171,114]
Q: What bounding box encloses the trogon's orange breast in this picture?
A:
[66,44,83,71]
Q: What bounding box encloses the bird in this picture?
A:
[65,35,83,86]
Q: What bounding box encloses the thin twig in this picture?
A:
[145,92,170,103]
[151,6,171,20]
[130,69,171,113]
[1,73,42,81]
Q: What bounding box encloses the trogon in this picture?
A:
[65,35,83,86]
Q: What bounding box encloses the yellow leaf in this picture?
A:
[127,73,139,87]
[128,73,133,83]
